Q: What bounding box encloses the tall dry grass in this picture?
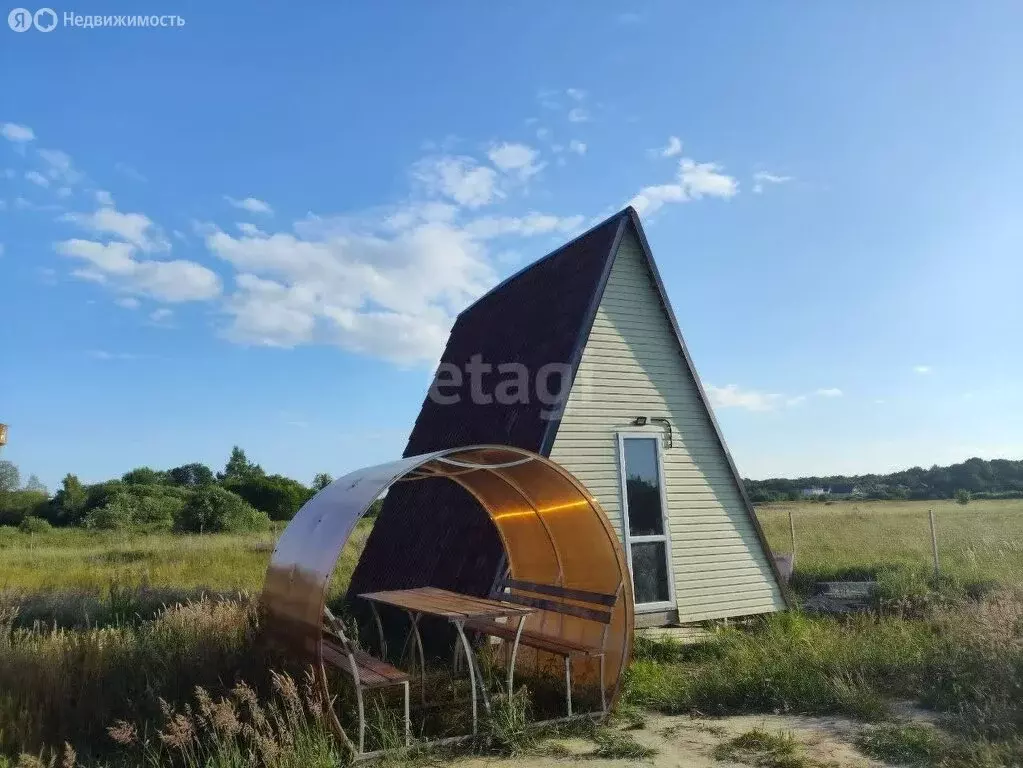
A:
[0,595,265,757]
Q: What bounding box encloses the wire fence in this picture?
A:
[755,499,1023,586]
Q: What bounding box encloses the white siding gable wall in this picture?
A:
[548,230,785,623]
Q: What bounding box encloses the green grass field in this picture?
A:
[3,499,1018,594]
[756,498,1023,584]
[0,519,373,597]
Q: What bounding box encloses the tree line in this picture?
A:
[744,456,1023,503]
[0,447,338,534]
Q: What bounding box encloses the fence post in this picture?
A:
[788,509,797,561]
[929,509,940,579]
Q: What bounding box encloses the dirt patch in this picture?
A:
[455,712,908,768]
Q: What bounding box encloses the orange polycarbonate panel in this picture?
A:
[261,444,634,718]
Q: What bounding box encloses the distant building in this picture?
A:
[827,483,856,497]
[802,486,827,497]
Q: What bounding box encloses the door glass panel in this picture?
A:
[630,541,670,604]
[623,438,664,536]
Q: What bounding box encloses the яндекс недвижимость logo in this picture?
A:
[8,8,184,30]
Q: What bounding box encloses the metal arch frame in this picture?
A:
[261,444,635,748]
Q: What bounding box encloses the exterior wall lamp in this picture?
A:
[631,416,672,449]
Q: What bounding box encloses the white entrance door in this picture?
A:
[617,433,675,610]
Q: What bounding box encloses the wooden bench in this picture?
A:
[465,577,619,717]
[321,608,410,756]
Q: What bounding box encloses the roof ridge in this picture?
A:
[457,207,633,319]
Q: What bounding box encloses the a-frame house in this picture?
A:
[348,207,787,627]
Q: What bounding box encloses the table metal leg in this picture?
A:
[506,614,526,696]
[405,610,427,705]
[452,620,478,734]
[402,681,411,747]
[369,602,387,659]
[564,656,573,717]
[466,635,491,714]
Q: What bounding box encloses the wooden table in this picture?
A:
[358,586,535,732]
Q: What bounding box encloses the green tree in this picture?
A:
[51,473,87,525]
[0,460,20,493]
[24,474,47,495]
[312,473,333,492]
[122,467,167,485]
[219,446,264,483]
[0,490,49,526]
[168,463,215,487]
[84,485,186,531]
[174,486,270,533]
[227,474,313,521]
[955,488,971,505]
[19,515,52,534]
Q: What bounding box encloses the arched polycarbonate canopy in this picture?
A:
[262,444,635,708]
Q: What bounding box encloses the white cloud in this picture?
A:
[628,153,739,216]
[413,155,499,208]
[225,196,273,215]
[38,149,81,185]
[627,184,687,217]
[236,222,265,237]
[95,190,114,206]
[465,213,585,239]
[207,211,495,363]
[679,158,739,199]
[707,384,783,412]
[25,171,49,188]
[150,308,173,323]
[913,365,932,374]
[1,123,34,143]
[115,297,140,309]
[709,383,844,411]
[566,88,586,101]
[204,166,587,364]
[815,388,843,397]
[567,107,589,123]
[487,142,544,180]
[56,186,72,198]
[568,140,587,155]
[57,238,221,302]
[63,205,170,252]
[658,136,682,158]
[752,171,793,194]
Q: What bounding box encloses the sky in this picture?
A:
[2,2,1023,491]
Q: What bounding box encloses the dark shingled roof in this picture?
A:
[347,209,630,601]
